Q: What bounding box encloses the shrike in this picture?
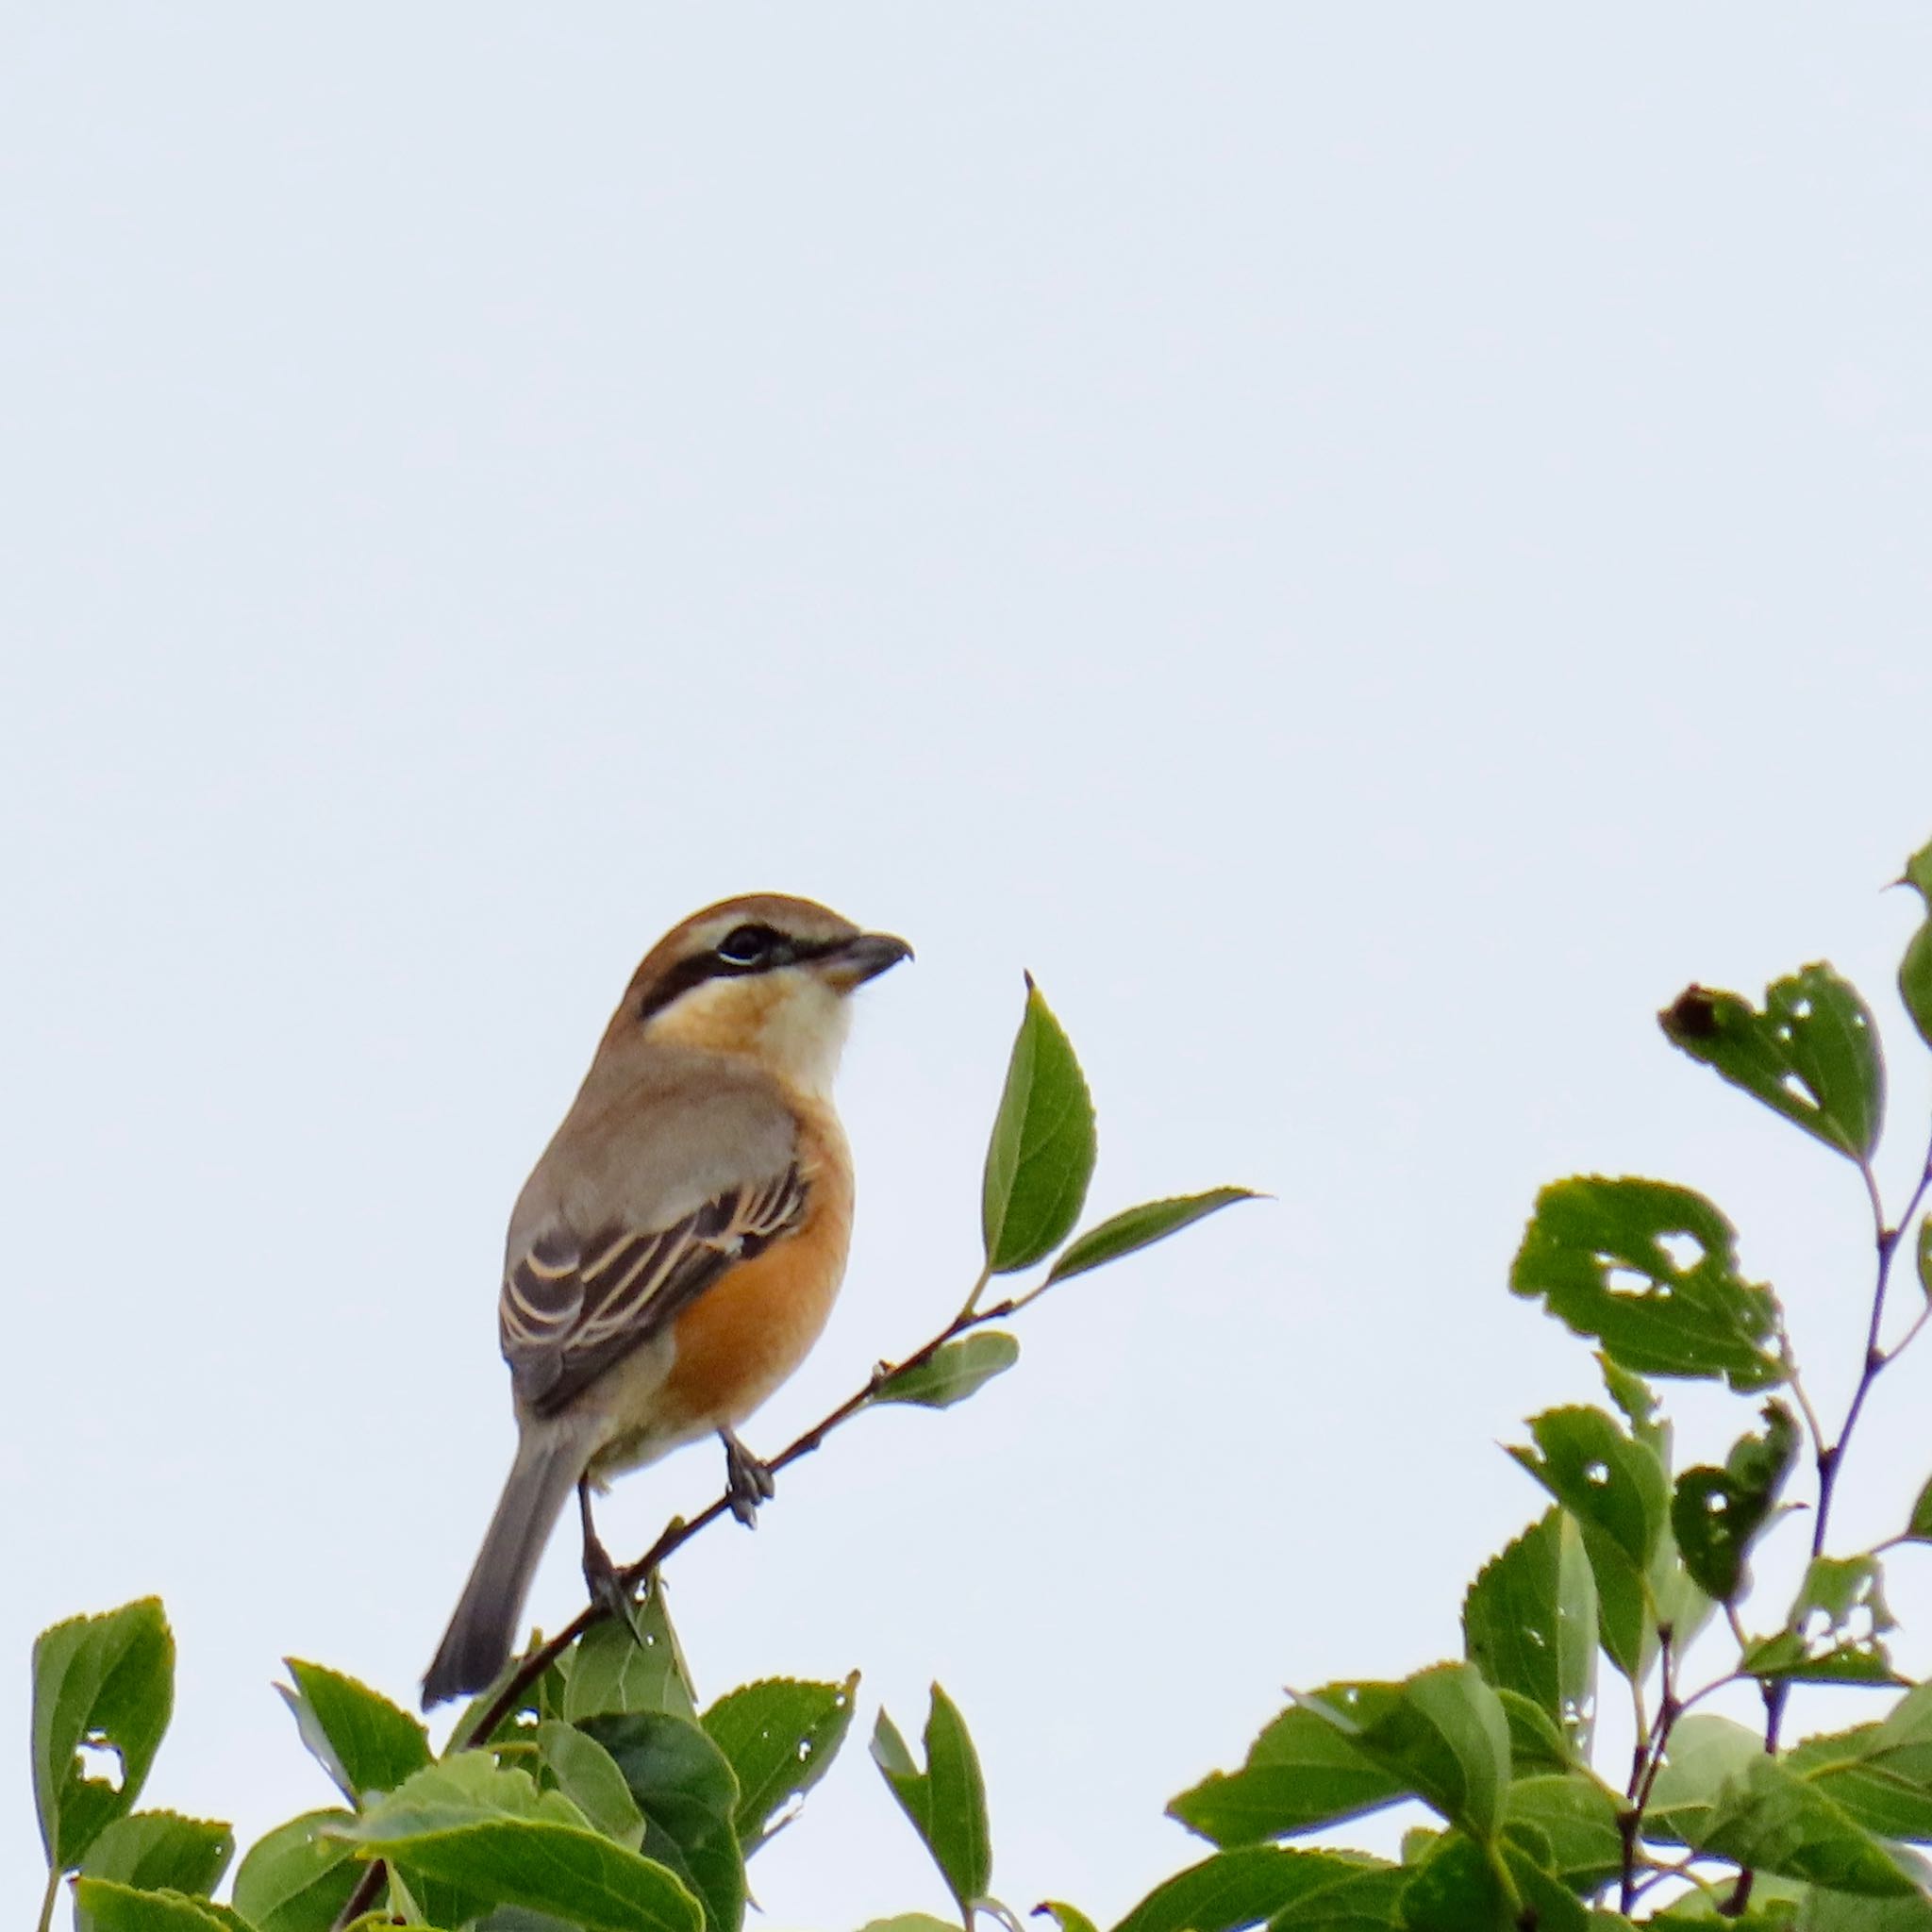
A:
[422,893,910,1707]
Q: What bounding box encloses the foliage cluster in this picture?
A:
[28,841,1932,1932]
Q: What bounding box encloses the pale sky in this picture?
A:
[6,8,1932,1926]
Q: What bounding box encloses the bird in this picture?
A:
[421,892,911,1707]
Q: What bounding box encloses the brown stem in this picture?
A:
[1724,1141,1932,1915]
[333,1858,385,1927]
[1618,1624,1678,1915]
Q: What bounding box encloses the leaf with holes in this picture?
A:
[871,1687,992,1918]
[873,1333,1019,1410]
[33,1599,175,1871]
[1743,1557,1904,1686]
[279,1661,431,1806]
[1670,1402,1799,1604]
[1166,1703,1407,1849]
[1510,1177,1782,1391]
[1293,1664,1510,1844]
[701,1674,857,1854]
[1659,963,1884,1163]
[1507,1407,1667,1680]
[1461,1508,1597,1759]
[981,978,1096,1274]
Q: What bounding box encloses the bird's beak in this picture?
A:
[823,931,914,991]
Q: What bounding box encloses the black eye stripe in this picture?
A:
[636,929,851,1022]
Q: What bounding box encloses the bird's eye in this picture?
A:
[714,923,779,968]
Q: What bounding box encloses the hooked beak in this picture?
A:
[824,930,914,991]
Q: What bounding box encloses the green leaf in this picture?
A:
[229,1810,361,1932]
[1650,1716,1919,1895]
[1510,1178,1783,1391]
[1744,1557,1903,1686]
[1265,1860,1406,1928]
[1908,922,1932,1059]
[33,1598,176,1870]
[1897,838,1932,1052]
[332,1749,591,1839]
[1043,1189,1259,1286]
[1903,839,1932,907]
[77,1813,234,1907]
[981,978,1097,1273]
[1295,1665,1510,1844]
[1905,1473,1932,1544]
[855,1921,960,1932]
[1788,1682,1932,1840]
[1492,1692,1571,1778]
[1700,1754,1919,1896]
[579,1713,745,1932]
[1167,1704,1407,1849]
[1395,1832,1590,1932]
[1503,1774,1624,1891]
[337,1756,702,1932]
[871,1686,992,1916]
[1599,1357,1666,1455]
[1917,1218,1932,1303]
[1507,1407,1668,1681]
[536,1722,645,1850]
[1035,1906,1099,1932]
[1647,1714,1766,1847]
[279,1660,432,1806]
[873,1333,1020,1410]
[563,1590,698,1724]
[1670,1403,1800,1603]
[1658,964,1885,1163]
[701,1674,858,1853]
[1461,1509,1597,1758]
[1112,1848,1385,1932]
[70,1883,241,1932]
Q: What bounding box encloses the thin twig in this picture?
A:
[1620,1624,1679,1915]
[449,1286,1021,1753]
[1725,1136,1932,1915]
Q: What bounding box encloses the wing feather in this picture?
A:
[501,1164,809,1416]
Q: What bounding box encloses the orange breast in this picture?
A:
[653,1109,855,1439]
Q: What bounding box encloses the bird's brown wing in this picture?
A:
[500,1165,809,1418]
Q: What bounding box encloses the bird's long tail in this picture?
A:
[422,1428,583,1708]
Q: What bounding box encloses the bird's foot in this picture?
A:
[579,1484,647,1647]
[721,1428,775,1527]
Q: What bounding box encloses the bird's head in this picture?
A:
[613,893,911,1097]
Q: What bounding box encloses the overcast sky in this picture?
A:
[6,8,1932,1927]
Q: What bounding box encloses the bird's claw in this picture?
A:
[721,1429,776,1527]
